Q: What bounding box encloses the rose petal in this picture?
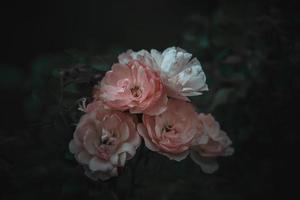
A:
[150,47,208,99]
[223,147,234,156]
[84,166,118,181]
[143,93,168,116]
[118,152,127,166]
[190,151,219,174]
[89,157,113,172]
[116,143,136,158]
[109,153,119,166]
[161,150,189,161]
[76,151,92,165]
[83,129,98,155]
[69,139,81,154]
[137,122,160,152]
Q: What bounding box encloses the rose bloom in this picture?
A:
[150,47,208,100]
[190,113,234,173]
[69,101,141,180]
[95,50,167,116]
[137,99,206,161]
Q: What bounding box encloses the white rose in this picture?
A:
[150,47,208,100]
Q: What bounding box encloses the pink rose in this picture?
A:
[95,50,168,116]
[137,99,203,161]
[190,113,234,173]
[69,101,141,180]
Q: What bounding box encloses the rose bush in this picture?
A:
[69,46,233,180]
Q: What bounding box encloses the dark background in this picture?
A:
[0,0,298,199]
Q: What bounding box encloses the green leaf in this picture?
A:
[65,151,75,161]
[209,88,233,111]
[198,35,210,49]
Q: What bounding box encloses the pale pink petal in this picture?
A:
[76,151,92,165]
[105,64,132,85]
[165,85,191,101]
[118,50,135,64]
[161,150,189,161]
[192,132,209,145]
[89,157,113,172]
[103,113,121,130]
[109,153,119,166]
[118,152,127,166]
[83,129,98,155]
[224,147,234,156]
[116,143,136,158]
[69,139,81,154]
[118,121,130,141]
[85,100,105,113]
[84,166,118,181]
[214,130,233,147]
[143,93,168,116]
[137,123,159,152]
[192,113,234,160]
[190,151,219,174]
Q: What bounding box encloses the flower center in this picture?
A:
[162,125,173,133]
[130,86,142,98]
[99,129,116,146]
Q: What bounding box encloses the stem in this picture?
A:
[126,145,145,199]
[103,179,120,200]
[110,179,119,200]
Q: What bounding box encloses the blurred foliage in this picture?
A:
[0,0,297,199]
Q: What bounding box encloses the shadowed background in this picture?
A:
[0,0,298,199]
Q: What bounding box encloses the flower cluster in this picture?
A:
[69,47,234,180]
